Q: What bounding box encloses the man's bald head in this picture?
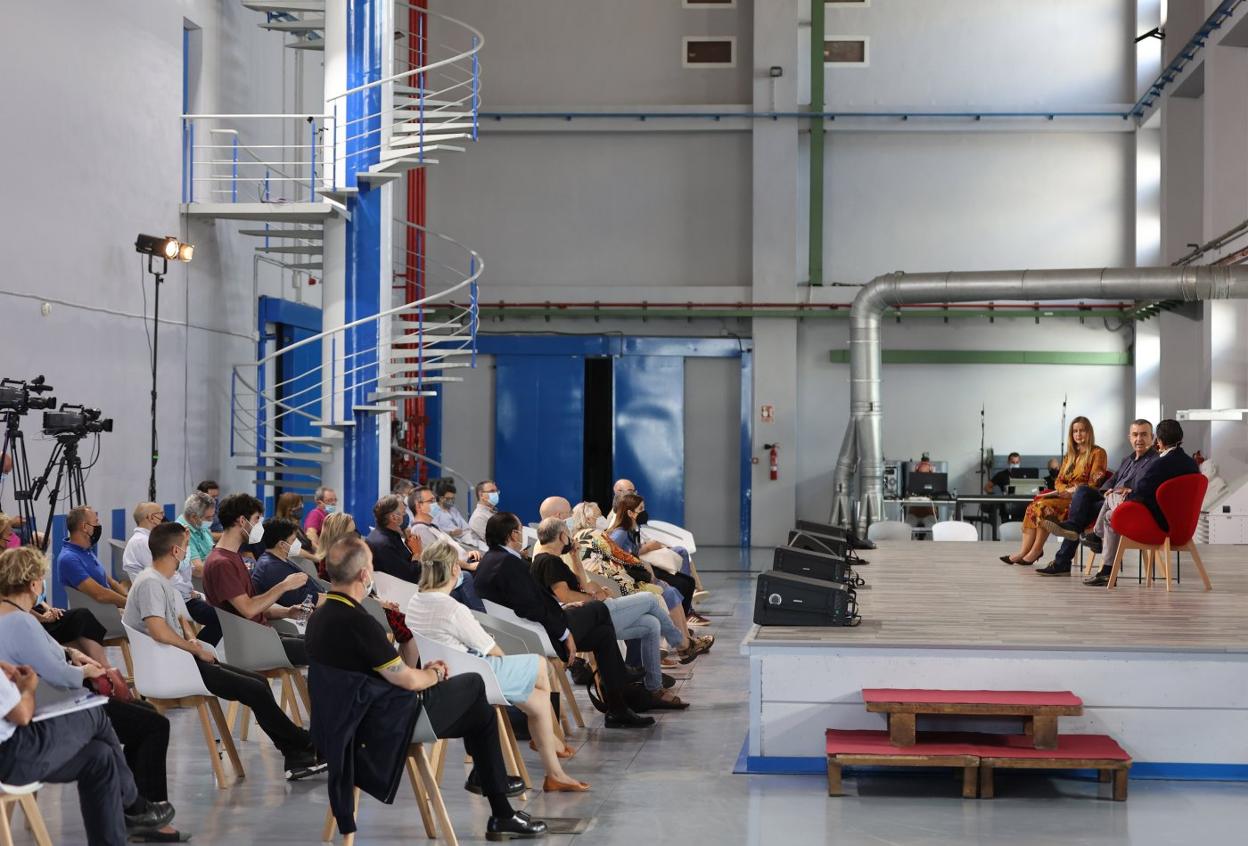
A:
[539,496,572,520]
[612,479,636,497]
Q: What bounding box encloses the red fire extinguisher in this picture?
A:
[764,443,779,481]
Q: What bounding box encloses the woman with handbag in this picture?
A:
[0,546,187,842]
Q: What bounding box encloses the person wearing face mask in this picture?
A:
[304,486,338,553]
[608,495,700,622]
[469,479,500,540]
[610,479,702,603]
[275,492,316,557]
[364,495,424,584]
[203,493,311,666]
[121,502,168,583]
[407,486,486,598]
[430,479,472,540]
[252,518,325,608]
[58,505,129,609]
[196,480,224,539]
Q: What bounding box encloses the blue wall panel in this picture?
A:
[494,356,584,524]
[612,356,686,524]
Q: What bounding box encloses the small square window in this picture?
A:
[683,37,736,68]
[824,38,868,65]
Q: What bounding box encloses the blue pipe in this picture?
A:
[1129,0,1241,118]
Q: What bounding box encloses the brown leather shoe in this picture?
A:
[542,775,590,792]
[530,739,575,759]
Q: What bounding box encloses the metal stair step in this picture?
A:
[277,261,324,271]
[273,434,341,443]
[253,478,321,490]
[180,202,335,222]
[238,228,323,239]
[369,391,439,401]
[255,244,322,255]
[309,419,356,429]
[257,450,332,463]
[389,349,476,361]
[377,375,464,388]
[258,18,326,32]
[358,171,402,184]
[243,1,325,12]
[287,37,324,51]
[384,362,474,375]
[235,464,321,476]
[367,156,438,174]
[352,404,399,414]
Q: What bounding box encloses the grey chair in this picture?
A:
[584,571,622,598]
[320,706,456,845]
[290,555,321,580]
[216,612,309,733]
[361,595,390,631]
[65,586,133,680]
[998,521,1025,542]
[866,520,915,541]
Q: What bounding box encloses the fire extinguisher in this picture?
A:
[764,443,779,481]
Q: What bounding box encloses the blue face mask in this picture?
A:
[323,504,337,515]
[485,491,499,507]
[430,502,443,519]
[400,513,410,531]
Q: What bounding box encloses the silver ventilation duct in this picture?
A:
[831,266,1248,533]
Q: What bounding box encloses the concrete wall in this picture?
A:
[0,0,318,527]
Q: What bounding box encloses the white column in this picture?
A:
[320,0,348,493]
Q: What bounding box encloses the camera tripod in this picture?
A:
[28,433,90,553]
[0,410,39,546]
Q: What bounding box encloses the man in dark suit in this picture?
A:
[473,512,654,729]
[1084,419,1199,586]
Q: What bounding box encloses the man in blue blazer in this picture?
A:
[1084,419,1199,586]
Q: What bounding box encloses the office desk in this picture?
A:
[883,498,957,536]
[953,495,1035,540]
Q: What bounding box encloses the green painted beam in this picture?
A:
[828,349,1133,365]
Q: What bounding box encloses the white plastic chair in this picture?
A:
[217,612,308,733]
[998,521,1024,542]
[932,521,980,542]
[472,611,570,740]
[584,571,622,598]
[641,520,697,555]
[65,586,134,680]
[0,781,51,846]
[480,599,585,730]
[373,571,419,609]
[520,525,538,550]
[123,623,243,788]
[866,520,914,541]
[411,634,531,794]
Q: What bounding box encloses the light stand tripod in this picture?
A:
[144,253,166,503]
[28,433,90,553]
[0,411,38,545]
[978,404,987,496]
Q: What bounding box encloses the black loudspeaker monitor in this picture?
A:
[787,529,849,560]
[773,545,864,587]
[754,571,860,627]
[795,520,847,541]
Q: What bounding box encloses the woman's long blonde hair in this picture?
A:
[1061,416,1096,473]
[315,512,357,560]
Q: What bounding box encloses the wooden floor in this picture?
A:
[750,542,1248,653]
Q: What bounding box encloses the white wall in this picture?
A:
[0,0,318,528]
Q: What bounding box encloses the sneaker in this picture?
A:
[1040,519,1081,541]
[284,751,328,781]
[692,589,710,605]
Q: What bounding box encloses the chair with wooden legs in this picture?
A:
[411,634,531,797]
[217,612,310,741]
[1107,474,1212,592]
[0,781,51,846]
[321,710,457,846]
[123,623,244,789]
[471,612,569,744]
[65,586,134,682]
[480,601,585,732]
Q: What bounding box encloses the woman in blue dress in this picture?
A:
[405,541,588,792]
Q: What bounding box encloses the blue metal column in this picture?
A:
[343,0,384,520]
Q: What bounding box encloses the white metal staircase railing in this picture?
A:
[230,222,480,491]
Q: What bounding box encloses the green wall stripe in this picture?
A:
[828,349,1132,366]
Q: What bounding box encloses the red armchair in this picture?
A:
[1106,473,1211,591]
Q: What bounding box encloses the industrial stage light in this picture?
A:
[134,234,194,263]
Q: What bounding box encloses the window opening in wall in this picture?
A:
[583,357,615,516]
[683,37,736,67]
[824,38,868,65]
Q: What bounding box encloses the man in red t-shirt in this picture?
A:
[204,493,310,665]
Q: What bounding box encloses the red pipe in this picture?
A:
[415,300,1136,312]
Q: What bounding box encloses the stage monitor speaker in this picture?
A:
[754,571,860,627]
[787,529,849,560]
[795,520,847,540]
[773,545,864,587]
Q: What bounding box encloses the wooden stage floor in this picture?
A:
[750,541,1247,654]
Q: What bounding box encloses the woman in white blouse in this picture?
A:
[406,541,588,792]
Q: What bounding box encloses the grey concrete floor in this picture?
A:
[25,547,1248,845]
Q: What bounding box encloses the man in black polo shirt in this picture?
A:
[306,536,546,841]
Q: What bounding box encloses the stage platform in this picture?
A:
[739,541,1248,779]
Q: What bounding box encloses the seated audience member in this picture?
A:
[1043,458,1061,491]
[1038,420,1156,577]
[58,505,129,608]
[303,486,338,552]
[0,547,184,842]
[1002,417,1107,568]
[474,511,654,729]
[432,479,485,550]
[393,479,417,523]
[275,492,316,557]
[365,495,423,584]
[0,660,175,846]
[407,541,588,791]
[121,502,167,583]
[253,518,325,609]
[0,513,109,663]
[1081,418,1199,586]
[984,452,1028,522]
[0,512,22,549]
[307,536,546,840]
[468,479,500,540]
[531,517,701,708]
[203,493,309,666]
[127,522,325,780]
[406,487,485,610]
[610,479,705,605]
[315,511,417,666]
[609,494,706,626]
[173,492,224,644]
[196,479,224,536]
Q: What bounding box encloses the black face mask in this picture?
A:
[635,510,649,526]
[560,541,574,555]
[89,524,103,546]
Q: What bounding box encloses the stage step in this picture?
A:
[862,688,1083,750]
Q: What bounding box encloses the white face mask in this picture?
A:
[288,538,302,558]
[363,572,375,595]
[245,517,264,545]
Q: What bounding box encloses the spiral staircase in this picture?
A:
[181,2,483,497]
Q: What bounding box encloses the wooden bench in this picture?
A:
[825,730,980,798]
[975,733,1131,801]
[862,687,1083,750]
